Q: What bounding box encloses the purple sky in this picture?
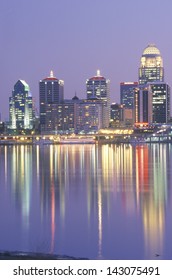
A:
[1,0,172,120]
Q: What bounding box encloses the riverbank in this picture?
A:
[0,251,88,260]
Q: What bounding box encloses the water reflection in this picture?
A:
[139,145,169,259]
[4,146,33,225]
[0,143,171,259]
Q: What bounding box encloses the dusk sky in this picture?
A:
[1,0,172,120]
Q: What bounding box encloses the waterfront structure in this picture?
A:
[39,71,64,131]
[9,80,34,129]
[45,97,78,133]
[139,44,164,85]
[150,82,170,123]
[75,98,103,133]
[120,82,138,109]
[86,70,110,127]
[134,85,152,124]
[45,96,103,133]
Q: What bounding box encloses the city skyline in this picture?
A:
[1,0,172,120]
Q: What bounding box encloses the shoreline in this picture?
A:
[0,251,88,260]
[0,134,172,145]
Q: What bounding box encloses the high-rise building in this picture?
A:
[9,80,34,129]
[135,44,170,125]
[39,71,64,130]
[86,70,110,127]
[150,82,170,123]
[120,82,138,109]
[134,85,152,124]
[139,44,164,85]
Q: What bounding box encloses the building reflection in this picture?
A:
[1,145,34,241]
[1,143,171,258]
[134,144,169,258]
[85,144,169,258]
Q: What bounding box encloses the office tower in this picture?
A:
[120,82,138,109]
[134,85,152,124]
[150,82,170,123]
[39,71,64,130]
[9,80,34,129]
[139,44,164,85]
[86,70,110,127]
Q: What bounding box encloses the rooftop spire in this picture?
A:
[97,70,101,77]
[50,70,54,78]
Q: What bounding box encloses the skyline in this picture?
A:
[1,0,172,120]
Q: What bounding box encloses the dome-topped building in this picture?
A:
[139,44,164,84]
[142,44,161,56]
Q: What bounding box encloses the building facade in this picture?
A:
[86,70,110,127]
[75,98,103,133]
[45,97,78,133]
[39,71,64,131]
[150,82,170,123]
[134,85,152,124]
[110,103,123,127]
[9,80,34,130]
[120,82,138,109]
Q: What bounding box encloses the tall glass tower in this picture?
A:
[9,80,34,129]
[139,44,164,85]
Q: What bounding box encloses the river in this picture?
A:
[0,143,171,259]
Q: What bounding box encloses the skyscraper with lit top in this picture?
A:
[39,71,64,131]
[86,70,110,127]
[136,44,170,124]
[139,44,164,85]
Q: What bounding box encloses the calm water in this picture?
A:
[0,143,172,260]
